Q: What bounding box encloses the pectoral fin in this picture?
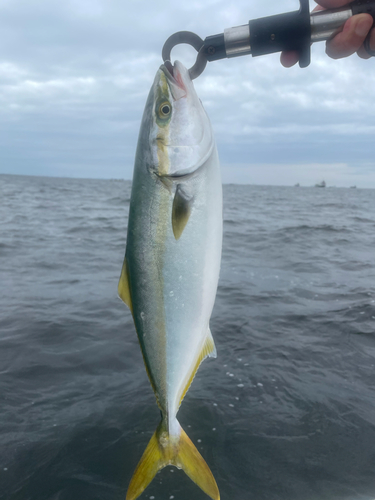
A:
[172,184,193,240]
[118,258,133,313]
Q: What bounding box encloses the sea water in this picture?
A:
[1,174,375,500]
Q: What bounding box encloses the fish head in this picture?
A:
[148,60,213,179]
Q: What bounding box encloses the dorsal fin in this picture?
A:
[118,258,133,313]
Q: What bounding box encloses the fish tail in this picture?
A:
[126,419,220,500]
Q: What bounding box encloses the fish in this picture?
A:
[118,60,222,500]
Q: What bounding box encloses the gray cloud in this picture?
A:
[0,0,374,186]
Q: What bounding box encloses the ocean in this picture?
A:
[1,173,375,500]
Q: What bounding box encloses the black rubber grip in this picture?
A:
[249,0,311,67]
[351,0,375,19]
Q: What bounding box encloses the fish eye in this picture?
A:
[159,102,171,117]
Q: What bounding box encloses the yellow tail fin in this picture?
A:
[126,420,219,500]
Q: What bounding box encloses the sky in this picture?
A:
[0,0,375,187]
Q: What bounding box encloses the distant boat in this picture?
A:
[294,183,300,187]
[350,186,357,189]
[315,180,326,188]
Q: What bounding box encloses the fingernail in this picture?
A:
[355,18,372,38]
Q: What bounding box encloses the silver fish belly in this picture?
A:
[119,60,222,500]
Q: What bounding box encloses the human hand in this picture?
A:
[280,0,375,67]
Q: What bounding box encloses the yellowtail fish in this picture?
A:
[118,60,222,500]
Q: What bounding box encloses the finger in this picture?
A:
[312,5,325,13]
[326,13,374,58]
[283,3,327,65]
[358,27,375,59]
[280,50,299,67]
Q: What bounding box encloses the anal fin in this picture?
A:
[204,328,217,359]
[178,327,217,407]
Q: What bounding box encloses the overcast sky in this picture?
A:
[1,0,375,187]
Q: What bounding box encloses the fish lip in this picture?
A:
[160,62,187,100]
[160,61,180,86]
[161,60,175,79]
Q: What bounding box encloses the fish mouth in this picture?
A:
[160,61,187,100]
[162,60,175,80]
